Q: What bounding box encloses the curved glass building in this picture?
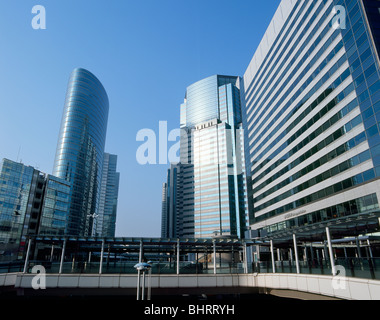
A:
[53,68,109,236]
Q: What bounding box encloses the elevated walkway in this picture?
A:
[1,272,380,300]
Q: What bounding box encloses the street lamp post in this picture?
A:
[134,262,152,301]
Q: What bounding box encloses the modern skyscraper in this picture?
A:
[96,153,120,238]
[177,75,249,239]
[242,0,380,238]
[161,182,169,238]
[161,163,182,238]
[53,68,109,237]
[0,159,71,261]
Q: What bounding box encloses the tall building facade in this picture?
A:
[53,68,109,237]
[177,75,249,239]
[161,163,183,238]
[243,0,380,237]
[0,159,71,261]
[161,182,169,238]
[96,153,120,238]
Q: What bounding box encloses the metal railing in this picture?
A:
[17,260,246,275]
[2,257,380,282]
[252,257,380,280]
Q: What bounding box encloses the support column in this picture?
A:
[243,242,248,274]
[99,239,105,275]
[50,244,54,262]
[23,238,32,273]
[293,234,300,274]
[142,271,146,301]
[270,240,276,274]
[367,239,374,259]
[304,245,308,262]
[356,237,362,258]
[309,243,315,261]
[213,240,216,275]
[326,227,337,276]
[176,239,180,275]
[256,245,260,262]
[136,270,141,301]
[59,238,67,274]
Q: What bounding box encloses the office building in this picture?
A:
[53,68,109,237]
[161,163,183,238]
[0,159,71,261]
[161,182,169,238]
[96,153,120,237]
[178,75,249,239]
[38,174,72,237]
[242,0,380,237]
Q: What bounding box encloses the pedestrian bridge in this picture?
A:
[1,271,380,300]
[2,235,380,300]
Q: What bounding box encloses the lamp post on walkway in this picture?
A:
[134,262,152,300]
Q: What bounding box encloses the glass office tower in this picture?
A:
[0,159,71,261]
[96,153,119,237]
[179,75,249,239]
[243,0,380,237]
[161,163,181,238]
[53,68,109,236]
[38,175,72,237]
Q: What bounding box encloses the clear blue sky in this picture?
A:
[0,0,280,237]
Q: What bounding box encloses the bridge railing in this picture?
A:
[11,260,246,275]
[252,257,380,280]
[2,257,380,281]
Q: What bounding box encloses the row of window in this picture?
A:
[253,128,366,198]
[251,70,353,172]
[247,8,339,127]
[255,148,371,212]
[252,91,361,187]
[245,0,326,104]
[249,50,349,176]
[255,166,376,223]
[261,193,379,234]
